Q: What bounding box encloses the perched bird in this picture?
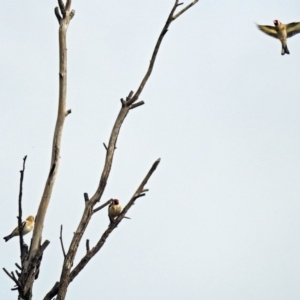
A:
[3,216,35,242]
[257,20,300,55]
[108,199,122,224]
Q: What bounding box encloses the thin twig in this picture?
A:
[126,91,134,100]
[59,225,66,259]
[93,199,112,214]
[54,7,62,24]
[65,109,72,116]
[172,0,199,20]
[130,101,145,110]
[18,155,27,266]
[58,0,66,16]
[86,240,90,252]
[133,193,146,200]
[3,268,20,287]
[84,193,89,206]
[103,143,108,151]
[127,0,179,106]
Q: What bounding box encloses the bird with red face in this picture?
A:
[108,199,122,224]
[257,20,300,55]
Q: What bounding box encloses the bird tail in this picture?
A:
[3,235,12,242]
[282,43,290,55]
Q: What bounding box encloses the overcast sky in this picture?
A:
[1,0,300,299]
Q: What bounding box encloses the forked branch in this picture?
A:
[69,158,161,283]
[47,1,198,299]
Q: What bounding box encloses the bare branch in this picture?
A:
[11,271,19,284]
[65,109,72,117]
[103,143,108,151]
[18,2,75,288]
[127,90,134,99]
[15,263,22,271]
[126,0,199,106]
[70,10,75,19]
[29,0,75,263]
[59,225,67,259]
[18,155,27,266]
[84,193,89,205]
[58,0,66,16]
[55,7,62,24]
[118,158,160,219]
[56,97,131,300]
[22,240,50,295]
[86,240,90,253]
[127,1,179,106]
[93,199,112,214]
[172,0,199,20]
[44,282,60,300]
[65,0,72,12]
[133,193,146,200]
[3,268,20,287]
[130,101,145,110]
[52,0,196,297]
[68,158,161,283]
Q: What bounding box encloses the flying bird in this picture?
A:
[257,20,300,55]
[3,215,35,242]
[108,199,122,224]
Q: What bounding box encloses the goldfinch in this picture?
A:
[257,20,300,55]
[3,215,35,242]
[108,199,122,224]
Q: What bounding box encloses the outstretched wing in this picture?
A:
[286,22,300,37]
[257,24,278,39]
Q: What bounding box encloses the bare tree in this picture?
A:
[3,0,199,299]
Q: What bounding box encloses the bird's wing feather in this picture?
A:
[257,24,278,39]
[286,22,300,37]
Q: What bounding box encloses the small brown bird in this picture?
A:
[108,199,122,224]
[3,216,35,242]
[257,20,300,55]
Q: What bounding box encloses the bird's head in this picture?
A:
[26,216,35,222]
[113,199,119,205]
[273,20,280,26]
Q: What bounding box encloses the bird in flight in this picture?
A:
[257,20,300,55]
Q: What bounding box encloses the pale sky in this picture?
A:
[1,1,300,299]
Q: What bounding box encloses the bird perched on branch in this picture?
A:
[257,20,300,55]
[108,199,122,224]
[3,215,35,242]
